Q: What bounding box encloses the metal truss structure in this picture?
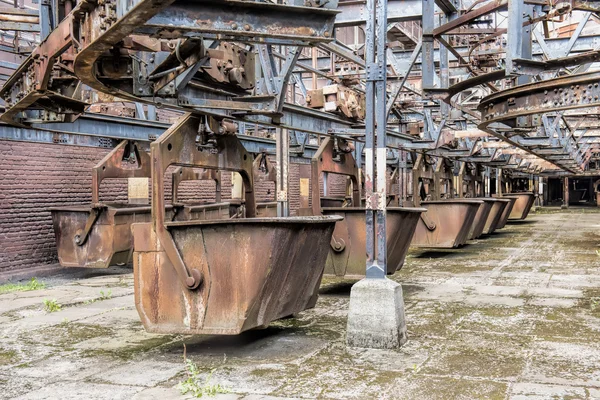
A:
[2,0,600,288]
[2,0,600,177]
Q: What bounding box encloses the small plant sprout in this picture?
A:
[43,299,62,313]
[177,345,229,398]
[99,289,112,300]
[591,297,600,311]
[0,277,46,295]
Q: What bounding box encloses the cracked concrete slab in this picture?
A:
[1,210,600,399]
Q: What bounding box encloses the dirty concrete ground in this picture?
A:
[2,208,600,399]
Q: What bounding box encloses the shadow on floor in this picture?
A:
[319,281,355,296]
[506,220,537,225]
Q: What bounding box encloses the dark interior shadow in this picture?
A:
[55,265,131,280]
[482,231,511,238]
[164,325,300,356]
[506,219,536,225]
[410,250,462,259]
[319,281,355,295]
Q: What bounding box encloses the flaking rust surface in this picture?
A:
[2,208,600,399]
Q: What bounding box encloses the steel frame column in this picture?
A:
[562,177,569,209]
[485,167,491,197]
[276,127,289,217]
[421,0,435,90]
[496,168,503,195]
[364,0,388,279]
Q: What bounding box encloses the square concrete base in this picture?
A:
[346,278,408,349]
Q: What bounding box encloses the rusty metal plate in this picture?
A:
[483,198,510,235]
[495,196,517,229]
[468,198,495,240]
[50,203,155,268]
[506,192,535,220]
[411,199,482,248]
[132,216,341,335]
[320,207,425,279]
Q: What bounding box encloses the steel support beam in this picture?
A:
[334,0,422,27]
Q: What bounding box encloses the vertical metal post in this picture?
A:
[39,0,53,41]
[439,13,449,117]
[517,4,533,86]
[421,0,435,90]
[496,168,503,195]
[365,0,387,279]
[506,0,523,76]
[147,105,157,121]
[276,127,289,217]
[562,177,569,209]
[485,167,491,197]
[398,149,407,207]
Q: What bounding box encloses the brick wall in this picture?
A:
[0,141,347,280]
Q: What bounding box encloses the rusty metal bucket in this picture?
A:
[50,203,168,268]
[132,216,341,335]
[482,198,510,235]
[320,207,425,278]
[50,140,158,268]
[468,198,495,240]
[496,196,517,229]
[132,114,343,335]
[411,199,482,248]
[506,192,535,220]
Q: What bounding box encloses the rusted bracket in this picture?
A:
[433,158,455,200]
[419,212,437,231]
[0,14,80,126]
[74,205,106,246]
[170,166,221,221]
[330,235,346,252]
[311,136,361,215]
[91,140,151,204]
[151,113,255,290]
[171,166,222,204]
[252,152,277,184]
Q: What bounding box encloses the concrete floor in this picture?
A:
[2,209,600,399]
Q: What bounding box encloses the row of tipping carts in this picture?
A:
[50,115,535,336]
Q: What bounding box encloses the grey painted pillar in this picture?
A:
[276,128,289,217]
[346,0,407,350]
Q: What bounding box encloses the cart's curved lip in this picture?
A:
[321,206,427,213]
[469,197,502,202]
[49,203,172,213]
[164,215,343,228]
[420,199,484,205]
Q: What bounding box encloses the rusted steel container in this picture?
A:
[482,198,510,235]
[49,139,160,269]
[496,196,517,229]
[468,198,495,240]
[320,207,426,278]
[411,199,482,248]
[132,216,341,335]
[506,192,535,220]
[50,203,167,268]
